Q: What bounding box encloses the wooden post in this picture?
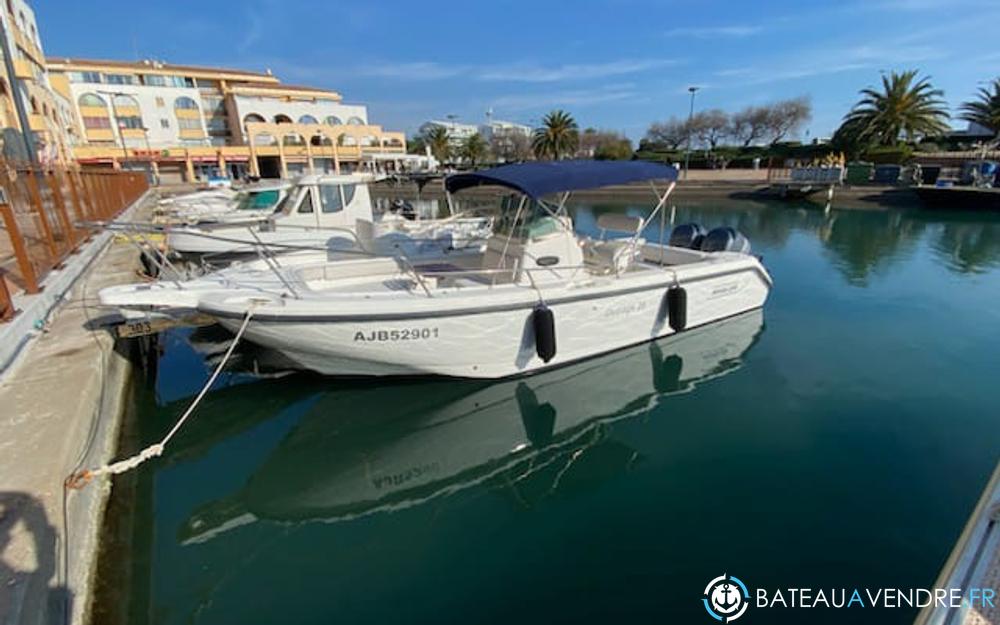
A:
[25,167,60,263]
[0,200,40,293]
[65,170,89,238]
[0,269,15,321]
[47,170,77,249]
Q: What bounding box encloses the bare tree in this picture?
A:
[689,109,730,149]
[644,117,690,150]
[764,96,812,144]
[489,129,532,162]
[729,97,812,146]
[729,106,771,147]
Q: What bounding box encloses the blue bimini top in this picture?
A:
[444,160,678,200]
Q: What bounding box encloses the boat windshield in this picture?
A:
[235,189,281,211]
[494,195,564,240]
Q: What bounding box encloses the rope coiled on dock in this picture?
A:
[65,306,255,490]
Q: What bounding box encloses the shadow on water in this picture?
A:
[0,492,72,625]
[162,310,764,536]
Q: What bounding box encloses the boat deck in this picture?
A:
[916,461,1000,625]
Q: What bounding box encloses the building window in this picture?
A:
[347,116,364,125]
[174,96,199,110]
[298,115,318,124]
[69,71,103,84]
[177,118,202,130]
[143,75,166,87]
[83,117,111,129]
[78,93,106,107]
[112,94,140,108]
[118,116,143,129]
[243,113,265,128]
[324,115,343,126]
[273,114,292,124]
[205,118,227,131]
[160,119,169,129]
[201,96,225,114]
[104,73,137,85]
[166,76,195,88]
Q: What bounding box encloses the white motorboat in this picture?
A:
[161,179,292,224]
[174,309,764,538]
[165,174,492,257]
[195,161,772,378]
[99,249,479,320]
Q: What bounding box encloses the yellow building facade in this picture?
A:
[0,0,72,164]
[44,58,406,182]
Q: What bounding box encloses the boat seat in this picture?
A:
[583,238,645,275]
[583,213,645,274]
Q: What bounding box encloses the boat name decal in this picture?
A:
[709,281,742,298]
[602,299,650,318]
[371,462,441,489]
[354,327,440,342]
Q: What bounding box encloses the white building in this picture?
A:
[479,119,532,139]
[420,117,533,145]
[419,119,479,145]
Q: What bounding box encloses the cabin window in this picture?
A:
[297,190,314,214]
[319,185,343,213]
[318,184,357,213]
[342,184,356,206]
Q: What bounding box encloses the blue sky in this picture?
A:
[34,0,1000,141]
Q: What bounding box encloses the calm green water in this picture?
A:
[110,199,1000,625]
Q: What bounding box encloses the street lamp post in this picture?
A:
[683,86,699,180]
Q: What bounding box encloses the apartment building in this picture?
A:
[45,57,406,181]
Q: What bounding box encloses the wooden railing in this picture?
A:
[0,161,148,321]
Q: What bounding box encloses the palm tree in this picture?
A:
[423,126,452,163]
[532,110,579,160]
[842,70,950,145]
[959,78,1000,135]
[459,133,489,168]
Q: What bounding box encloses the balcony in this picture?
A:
[13,59,32,80]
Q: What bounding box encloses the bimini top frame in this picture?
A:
[445,160,678,200]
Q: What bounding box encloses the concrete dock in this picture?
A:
[0,192,153,625]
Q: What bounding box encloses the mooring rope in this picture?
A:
[65,307,255,490]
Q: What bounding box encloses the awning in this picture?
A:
[444,160,678,199]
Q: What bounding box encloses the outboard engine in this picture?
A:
[668,223,706,249]
[700,227,751,254]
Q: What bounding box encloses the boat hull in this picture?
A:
[209,263,771,378]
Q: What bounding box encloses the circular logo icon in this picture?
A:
[703,573,749,622]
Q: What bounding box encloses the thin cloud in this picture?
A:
[479,59,679,83]
[490,84,638,111]
[713,40,947,87]
[360,62,467,81]
[358,58,679,83]
[665,25,762,38]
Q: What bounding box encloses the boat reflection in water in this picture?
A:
[177,309,764,545]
